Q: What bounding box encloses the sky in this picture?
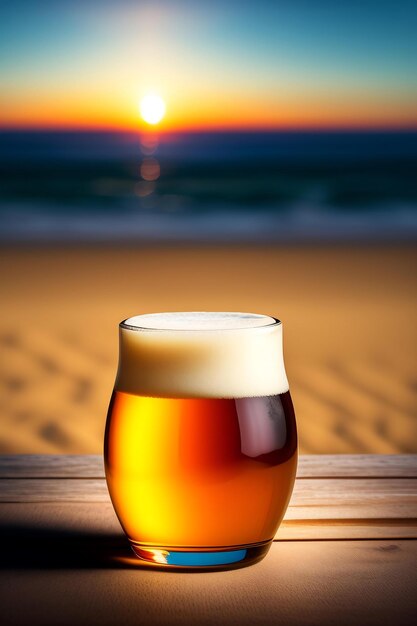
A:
[1,0,417,131]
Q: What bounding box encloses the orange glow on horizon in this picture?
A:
[1,1,416,135]
[1,89,417,132]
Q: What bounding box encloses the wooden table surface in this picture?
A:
[1,454,416,626]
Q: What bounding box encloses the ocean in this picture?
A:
[1,130,416,243]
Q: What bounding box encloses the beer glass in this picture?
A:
[104,312,297,569]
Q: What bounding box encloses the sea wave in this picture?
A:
[1,201,417,243]
[1,130,416,243]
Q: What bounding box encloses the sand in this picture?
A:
[0,244,416,454]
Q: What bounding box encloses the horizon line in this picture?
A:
[1,124,417,134]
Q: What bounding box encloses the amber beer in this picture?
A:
[105,312,297,569]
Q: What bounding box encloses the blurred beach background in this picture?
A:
[0,0,416,453]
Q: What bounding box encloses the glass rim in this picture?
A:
[119,312,282,332]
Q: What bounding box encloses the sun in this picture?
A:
[139,93,166,125]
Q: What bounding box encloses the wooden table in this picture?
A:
[1,455,416,626]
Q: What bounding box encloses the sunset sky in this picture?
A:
[1,0,417,131]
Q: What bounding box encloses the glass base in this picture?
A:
[130,540,272,571]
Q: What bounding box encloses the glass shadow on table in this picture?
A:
[0,518,262,572]
[0,518,131,569]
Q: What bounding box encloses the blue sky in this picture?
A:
[1,0,416,129]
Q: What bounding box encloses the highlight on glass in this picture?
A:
[104,312,297,569]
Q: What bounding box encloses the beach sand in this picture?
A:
[0,244,416,454]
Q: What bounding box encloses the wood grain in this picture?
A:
[1,502,415,542]
[1,475,416,540]
[0,454,105,478]
[297,454,417,478]
[0,540,415,626]
[1,455,416,625]
[1,455,416,540]
[1,454,416,478]
[1,476,415,505]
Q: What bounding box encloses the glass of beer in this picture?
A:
[104,312,297,569]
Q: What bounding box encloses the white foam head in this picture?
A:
[115,312,288,399]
